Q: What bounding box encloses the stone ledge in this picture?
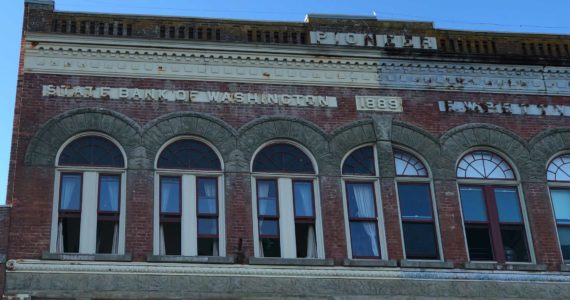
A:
[465,261,547,272]
[343,259,398,267]
[399,260,454,269]
[249,257,334,266]
[42,251,132,262]
[561,264,570,272]
[147,255,234,264]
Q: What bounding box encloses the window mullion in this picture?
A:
[181,174,197,256]
[79,171,98,254]
[278,178,296,258]
[484,185,505,262]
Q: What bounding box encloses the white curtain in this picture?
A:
[112,223,119,254]
[57,221,64,252]
[306,225,317,258]
[61,176,80,210]
[258,182,271,215]
[295,183,312,216]
[161,180,173,213]
[352,184,379,256]
[201,180,217,213]
[159,224,166,255]
[259,238,264,257]
[103,177,119,211]
[212,240,219,256]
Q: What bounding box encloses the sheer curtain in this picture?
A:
[61,176,80,210]
[159,182,171,255]
[296,183,317,258]
[202,180,217,214]
[57,222,64,252]
[103,177,119,211]
[258,182,270,256]
[352,184,379,256]
[306,226,317,258]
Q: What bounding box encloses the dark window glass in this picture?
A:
[350,221,380,257]
[495,188,522,223]
[293,181,313,217]
[198,238,217,256]
[162,222,181,255]
[157,139,221,171]
[465,225,493,260]
[96,220,118,254]
[459,187,488,222]
[501,225,530,262]
[259,220,279,236]
[346,183,375,218]
[260,239,280,257]
[402,223,438,259]
[398,184,432,220]
[342,146,375,176]
[160,177,181,214]
[257,180,277,216]
[198,218,218,236]
[295,223,314,258]
[59,136,124,167]
[252,143,314,174]
[197,178,217,214]
[557,227,570,260]
[98,175,120,212]
[60,174,82,211]
[61,217,80,253]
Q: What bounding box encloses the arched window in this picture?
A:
[394,149,441,260]
[51,134,126,255]
[547,154,570,261]
[341,145,385,259]
[456,150,531,263]
[154,138,225,257]
[251,142,323,259]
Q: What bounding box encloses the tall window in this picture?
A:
[547,154,570,261]
[252,142,323,259]
[51,134,126,255]
[341,145,385,259]
[154,138,225,257]
[457,150,531,263]
[394,149,440,260]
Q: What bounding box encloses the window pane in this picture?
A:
[459,187,488,222]
[295,223,317,258]
[198,238,218,256]
[501,225,530,262]
[551,189,570,224]
[253,143,314,174]
[259,220,279,236]
[347,183,376,218]
[294,182,314,217]
[350,221,380,257]
[398,184,433,220]
[198,218,218,236]
[99,175,120,212]
[59,136,124,168]
[342,146,375,176]
[557,226,570,260]
[494,188,522,223]
[96,220,118,254]
[161,222,181,255]
[261,238,281,257]
[258,180,278,216]
[60,174,82,211]
[157,139,221,170]
[198,178,217,214]
[61,218,80,253]
[161,177,180,214]
[402,222,438,259]
[465,225,493,261]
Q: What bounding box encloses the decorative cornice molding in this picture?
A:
[6,259,570,283]
[379,59,570,96]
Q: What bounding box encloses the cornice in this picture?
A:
[6,259,570,283]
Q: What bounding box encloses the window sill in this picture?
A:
[343,259,398,267]
[146,255,234,264]
[42,251,132,262]
[399,259,454,269]
[465,261,547,272]
[561,264,570,272]
[249,257,334,266]
[0,254,5,263]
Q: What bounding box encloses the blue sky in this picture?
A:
[1,0,569,205]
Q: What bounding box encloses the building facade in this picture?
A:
[3,0,570,298]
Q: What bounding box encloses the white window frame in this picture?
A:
[393,146,444,261]
[50,132,127,255]
[152,136,226,257]
[251,140,325,259]
[340,144,388,260]
[455,147,536,264]
[546,151,570,264]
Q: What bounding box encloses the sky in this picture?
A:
[0,0,569,205]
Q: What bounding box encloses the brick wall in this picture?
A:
[0,206,11,296]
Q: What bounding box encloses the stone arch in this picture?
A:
[237,116,332,175]
[329,119,376,163]
[440,123,531,180]
[142,112,238,170]
[529,127,570,180]
[25,108,141,167]
[391,121,443,178]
